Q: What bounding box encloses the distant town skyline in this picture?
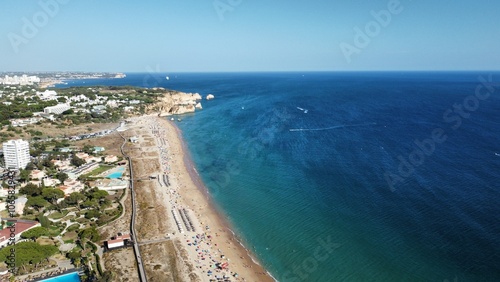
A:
[1,0,499,72]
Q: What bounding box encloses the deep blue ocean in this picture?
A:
[58,72,500,281]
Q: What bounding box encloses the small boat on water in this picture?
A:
[166,76,170,80]
[297,107,308,113]
[495,152,500,157]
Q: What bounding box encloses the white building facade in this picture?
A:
[44,103,71,114]
[2,139,30,170]
[0,75,40,85]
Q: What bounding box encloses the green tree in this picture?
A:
[81,199,98,210]
[67,250,82,267]
[0,242,57,271]
[79,227,100,243]
[26,196,49,212]
[37,214,51,228]
[85,210,101,219]
[82,145,94,154]
[20,226,49,241]
[71,156,86,167]
[19,183,42,197]
[64,192,86,210]
[91,190,109,201]
[56,172,69,184]
[25,161,36,170]
[41,188,64,204]
[41,158,55,169]
[18,169,31,182]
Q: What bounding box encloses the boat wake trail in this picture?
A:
[289,122,377,132]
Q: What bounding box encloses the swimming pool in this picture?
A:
[40,272,81,282]
[106,167,125,179]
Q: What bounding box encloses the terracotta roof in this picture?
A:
[107,238,124,245]
[116,234,131,240]
[0,220,39,242]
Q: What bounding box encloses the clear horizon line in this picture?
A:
[1,69,500,73]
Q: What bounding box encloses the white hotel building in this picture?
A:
[44,103,71,114]
[2,139,30,170]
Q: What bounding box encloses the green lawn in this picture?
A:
[76,217,89,224]
[66,223,81,232]
[63,214,76,221]
[62,231,78,242]
[81,165,114,178]
[48,211,68,219]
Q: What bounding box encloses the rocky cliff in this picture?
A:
[145,91,203,116]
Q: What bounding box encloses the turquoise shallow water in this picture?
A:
[58,72,500,281]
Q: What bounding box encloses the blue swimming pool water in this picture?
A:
[106,167,125,179]
[40,272,80,282]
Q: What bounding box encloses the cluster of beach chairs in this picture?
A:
[179,208,196,232]
[171,209,185,234]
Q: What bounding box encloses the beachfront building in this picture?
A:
[93,178,128,191]
[44,103,71,114]
[2,139,30,170]
[105,233,131,249]
[0,219,40,248]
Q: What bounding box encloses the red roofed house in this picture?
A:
[0,219,41,248]
[58,179,84,196]
[30,170,45,180]
[105,233,131,249]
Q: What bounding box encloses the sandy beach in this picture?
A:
[122,115,274,282]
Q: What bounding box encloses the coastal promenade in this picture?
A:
[106,116,273,281]
[118,131,148,282]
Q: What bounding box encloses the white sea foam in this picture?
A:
[289,122,377,132]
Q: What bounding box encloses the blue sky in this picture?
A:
[0,0,499,72]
